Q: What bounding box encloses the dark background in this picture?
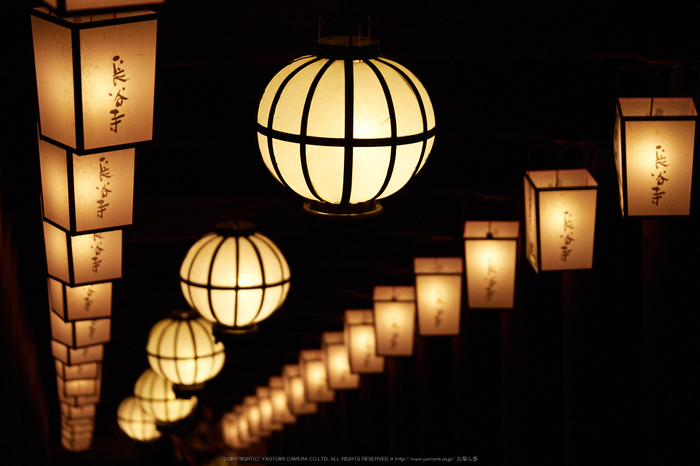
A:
[1,1,699,465]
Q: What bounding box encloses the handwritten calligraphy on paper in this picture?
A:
[96,156,112,218]
[83,286,95,312]
[651,145,669,205]
[109,55,129,133]
[485,257,497,301]
[560,211,574,261]
[91,233,104,273]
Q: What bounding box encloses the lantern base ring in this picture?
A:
[172,383,205,398]
[213,322,259,336]
[303,200,383,220]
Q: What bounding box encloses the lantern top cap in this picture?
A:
[373,285,416,301]
[618,97,697,117]
[321,331,345,345]
[413,257,463,274]
[526,169,597,189]
[169,309,199,320]
[214,220,256,236]
[464,221,520,239]
[299,349,323,361]
[315,15,380,60]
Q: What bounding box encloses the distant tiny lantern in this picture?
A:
[117,396,162,442]
[244,396,268,438]
[372,286,416,356]
[146,310,226,390]
[234,405,260,445]
[413,258,463,335]
[221,412,250,450]
[30,7,157,153]
[344,309,385,373]
[256,386,284,432]
[463,221,520,309]
[282,364,318,415]
[180,221,291,333]
[50,309,111,349]
[134,369,198,425]
[257,18,436,218]
[524,169,598,272]
[614,97,697,216]
[57,373,101,406]
[268,376,297,424]
[61,415,94,451]
[321,331,359,389]
[299,349,335,402]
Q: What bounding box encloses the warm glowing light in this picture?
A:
[463,221,519,309]
[344,309,385,373]
[372,286,416,356]
[117,396,161,442]
[50,308,111,348]
[234,405,259,445]
[524,169,598,272]
[299,349,335,402]
[134,369,198,425]
[321,331,360,389]
[48,278,112,321]
[268,376,297,424]
[57,374,101,405]
[414,258,463,336]
[283,364,318,415]
[256,386,284,432]
[221,412,250,449]
[244,396,268,438]
[52,340,104,365]
[180,221,291,331]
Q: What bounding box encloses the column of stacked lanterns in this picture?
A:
[30,0,161,452]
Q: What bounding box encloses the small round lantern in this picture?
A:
[146,310,226,391]
[133,368,198,425]
[180,221,291,333]
[117,396,161,443]
[257,19,436,218]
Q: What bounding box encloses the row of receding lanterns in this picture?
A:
[29,0,696,453]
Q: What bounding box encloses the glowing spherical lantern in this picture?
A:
[413,257,463,336]
[344,309,385,373]
[524,169,598,272]
[180,221,291,333]
[146,310,226,390]
[134,369,198,425]
[257,26,436,218]
[117,396,161,442]
[299,349,335,402]
[321,331,359,389]
[372,286,416,356]
[463,221,520,309]
[614,97,696,217]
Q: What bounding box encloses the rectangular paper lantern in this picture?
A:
[321,332,360,390]
[48,278,112,321]
[243,396,267,439]
[50,309,111,348]
[31,7,157,153]
[268,376,297,424]
[55,359,100,381]
[255,387,284,432]
[39,134,135,233]
[60,402,97,420]
[43,221,122,285]
[42,1,165,16]
[299,349,335,403]
[58,375,102,405]
[344,310,385,373]
[372,286,416,356]
[61,416,95,434]
[52,340,104,365]
[413,258,463,336]
[463,221,520,309]
[524,169,598,272]
[282,364,318,415]
[614,97,697,216]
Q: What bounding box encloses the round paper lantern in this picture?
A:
[134,368,198,425]
[180,221,291,333]
[117,396,161,442]
[257,31,436,218]
[146,310,226,390]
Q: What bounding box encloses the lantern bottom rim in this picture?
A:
[213,322,259,336]
[172,383,205,397]
[303,200,383,220]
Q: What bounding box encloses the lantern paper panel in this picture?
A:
[299,349,335,403]
[61,416,95,435]
[57,373,102,403]
[52,340,104,365]
[43,221,122,286]
[282,364,318,415]
[50,310,111,348]
[39,135,135,233]
[61,433,93,452]
[55,359,100,381]
[414,258,463,336]
[61,402,96,420]
[373,286,416,356]
[244,396,269,438]
[221,412,250,450]
[42,1,165,15]
[344,310,385,373]
[463,221,519,309]
[321,331,360,389]
[268,376,297,424]
[524,169,598,272]
[31,8,157,153]
[234,405,260,445]
[48,277,112,321]
[256,387,284,432]
[133,369,198,424]
[614,97,697,216]
[117,396,162,442]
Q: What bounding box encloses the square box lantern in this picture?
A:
[463,221,520,309]
[39,134,135,233]
[268,376,297,424]
[413,258,463,336]
[372,286,416,356]
[43,221,122,285]
[57,375,102,406]
[614,97,697,216]
[524,169,598,272]
[299,349,335,403]
[42,1,165,16]
[48,277,112,321]
[52,340,104,365]
[321,332,360,390]
[282,365,318,416]
[50,308,111,348]
[31,7,157,153]
[60,402,97,420]
[344,310,385,374]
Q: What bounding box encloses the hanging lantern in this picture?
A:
[244,396,269,438]
[180,221,291,333]
[256,17,436,218]
[372,286,416,356]
[61,428,93,452]
[133,369,198,425]
[234,405,260,445]
[43,221,122,286]
[614,97,697,217]
[146,310,226,390]
[50,309,111,348]
[57,373,101,405]
[463,221,520,309]
[524,169,598,272]
[55,360,100,396]
[282,364,318,415]
[321,331,359,389]
[268,376,297,424]
[117,396,162,442]
[256,386,284,432]
[41,1,165,16]
[60,402,96,420]
[299,349,335,402]
[344,309,385,373]
[221,412,250,450]
[48,277,112,321]
[52,340,104,365]
[39,135,135,233]
[30,7,157,153]
[413,257,463,336]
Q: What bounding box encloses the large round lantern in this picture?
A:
[133,368,198,425]
[180,221,291,333]
[146,310,225,390]
[256,27,436,218]
[117,396,161,443]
